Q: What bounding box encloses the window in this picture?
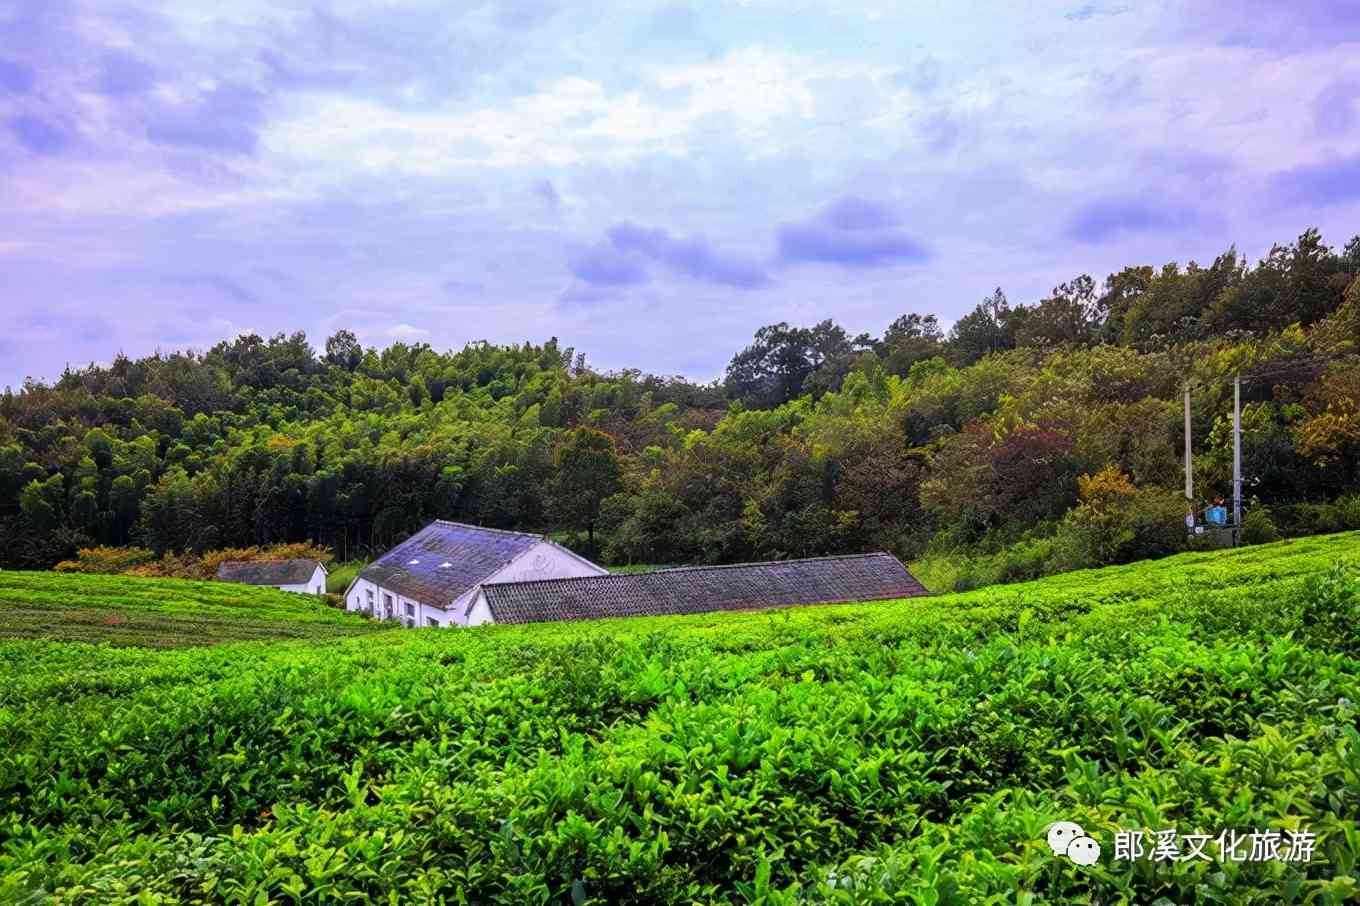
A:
[383,593,393,617]
[426,617,440,628]
[404,601,414,617]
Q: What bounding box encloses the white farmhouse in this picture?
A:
[217,559,328,594]
[343,520,607,628]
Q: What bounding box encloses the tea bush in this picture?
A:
[0,532,1357,904]
[0,570,378,646]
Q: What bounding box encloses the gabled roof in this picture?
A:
[355,520,544,607]
[479,552,928,625]
[217,559,324,586]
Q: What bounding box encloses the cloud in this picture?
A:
[776,198,929,268]
[145,83,265,154]
[1170,0,1360,50]
[607,222,769,288]
[386,323,430,339]
[495,0,559,30]
[818,196,898,231]
[0,57,34,94]
[443,278,486,294]
[168,274,259,305]
[534,179,561,211]
[1065,4,1132,22]
[96,49,156,96]
[1314,80,1359,137]
[891,57,941,95]
[566,243,650,286]
[557,280,615,305]
[7,115,73,155]
[1062,197,1218,243]
[1267,155,1360,208]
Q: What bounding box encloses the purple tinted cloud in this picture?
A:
[145,83,265,154]
[0,58,35,94]
[7,115,72,155]
[168,274,260,305]
[1062,197,1215,243]
[777,198,928,268]
[608,222,769,288]
[818,196,898,231]
[534,179,561,211]
[891,57,941,95]
[567,244,650,286]
[1176,0,1360,49]
[496,0,559,30]
[1314,81,1359,137]
[1065,4,1131,22]
[96,49,156,96]
[1268,155,1360,208]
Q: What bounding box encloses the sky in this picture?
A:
[2,0,1359,387]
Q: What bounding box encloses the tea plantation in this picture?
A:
[0,570,379,646]
[1,533,1358,904]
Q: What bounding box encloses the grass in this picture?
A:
[324,559,365,594]
[0,569,381,647]
[606,562,679,574]
[0,532,1357,903]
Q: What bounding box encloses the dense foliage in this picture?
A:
[3,229,1359,581]
[1,532,1357,903]
[53,541,334,581]
[0,570,376,647]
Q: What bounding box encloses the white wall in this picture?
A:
[465,540,606,626]
[276,565,327,595]
[466,592,493,627]
[345,540,605,629]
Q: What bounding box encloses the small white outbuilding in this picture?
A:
[343,520,607,628]
[216,559,328,595]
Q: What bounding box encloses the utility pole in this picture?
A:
[1232,374,1242,544]
[1184,383,1193,504]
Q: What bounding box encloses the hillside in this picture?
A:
[0,570,380,647]
[2,227,1359,586]
[2,532,1356,903]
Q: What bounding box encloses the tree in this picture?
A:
[550,428,623,552]
[1015,275,1100,348]
[947,288,1015,365]
[879,312,943,376]
[724,322,816,408]
[325,329,364,371]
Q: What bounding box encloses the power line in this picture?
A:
[1182,353,1349,394]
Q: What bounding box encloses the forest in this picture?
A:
[2,227,1359,586]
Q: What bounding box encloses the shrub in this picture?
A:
[1057,465,1186,569]
[57,542,336,580]
[1297,561,1360,656]
[1241,507,1281,544]
[54,545,157,573]
[1,533,1359,904]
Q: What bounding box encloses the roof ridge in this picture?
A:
[430,519,544,540]
[484,552,901,591]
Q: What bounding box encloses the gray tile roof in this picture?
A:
[479,552,928,624]
[356,520,544,607]
[217,559,324,586]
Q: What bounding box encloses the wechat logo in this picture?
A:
[1047,821,1102,866]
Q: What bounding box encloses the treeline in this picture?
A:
[2,228,1358,581]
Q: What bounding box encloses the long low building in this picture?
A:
[344,520,607,627]
[217,558,328,595]
[467,552,928,625]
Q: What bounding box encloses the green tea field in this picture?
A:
[1,533,1358,903]
[0,570,380,647]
